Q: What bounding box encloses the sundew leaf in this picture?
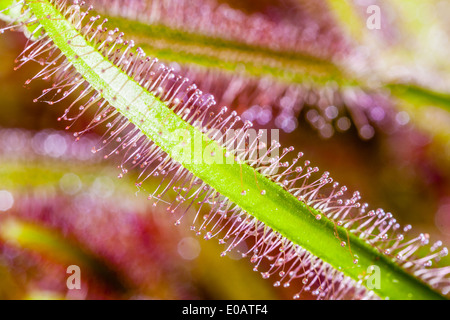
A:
[86,0,450,143]
[0,0,449,300]
[85,0,397,140]
[0,128,279,299]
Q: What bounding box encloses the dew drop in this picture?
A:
[204,232,213,240]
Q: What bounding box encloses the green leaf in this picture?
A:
[0,0,447,300]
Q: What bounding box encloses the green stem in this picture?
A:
[1,0,446,300]
[97,14,348,87]
[388,83,450,113]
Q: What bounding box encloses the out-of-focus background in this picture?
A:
[0,0,449,299]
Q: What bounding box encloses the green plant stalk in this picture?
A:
[97,14,349,87]
[76,5,450,118]
[1,0,446,299]
[0,218,130,293]
[0,159,279,299]
[388,83,450,113]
